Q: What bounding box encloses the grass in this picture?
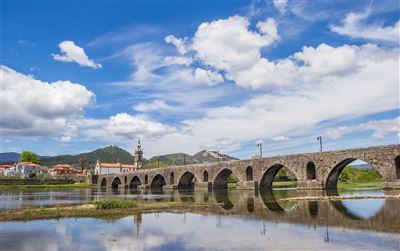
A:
[272,181,297,188]
[0,182,91,190]
[89,199,137,209]
[337,181,384,189]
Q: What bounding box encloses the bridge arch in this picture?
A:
[213,168,239,189]
[306,161,316,180]
[178,171,197,190]
[325,158,383,189]
[100,177,107,186]
[111,177,121,188]
[203,170,208,182]
[246,166,253,181]
[395,155,400,179]
[129,176,141,189]
[151,174,166,190]
[259,164,298,190]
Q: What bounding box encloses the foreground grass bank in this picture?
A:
[0,199,217,221]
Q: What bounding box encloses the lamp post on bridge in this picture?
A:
[256,140,263,158]
[317,136,323,152]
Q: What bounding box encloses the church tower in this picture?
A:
[135,139,143,168]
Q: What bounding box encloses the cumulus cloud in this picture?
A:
[192,16,279,72]
[165,16,386,89]
[103,113,176,140]
[52,41,102,69]
[273,0,288,14]
[194,68,224,86]
[1,65,95,139]
[164,35,190,55]
[331,10,400,43]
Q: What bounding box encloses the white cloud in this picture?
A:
[194,68,224,86]
[326,126,352,140]
[273,0,288,14]
[325,117,400,139]
[103,113,177,140]
[52,41,102,69]
[164,56,193,66]
[192,16,279,72]
[293,43,360,80]
[1,65,95,139]
[164,35,190,55]
[272,136,290,141]
[134,100,173,113]
[331,9,400,43]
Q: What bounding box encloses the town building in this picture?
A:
[14,162,45,177]
[0,164,14,176]
[95,140,143,175]
[49,164,79,176]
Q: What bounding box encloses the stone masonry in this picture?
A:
[90,144,400,190]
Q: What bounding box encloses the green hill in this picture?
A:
[41,145,134,167]
[148,150,238,166]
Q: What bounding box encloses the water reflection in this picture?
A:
[1,211,399,251]
[1,187,399,233]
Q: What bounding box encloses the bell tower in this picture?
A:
[135,139,143,168]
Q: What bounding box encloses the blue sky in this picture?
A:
[1,0,399,159]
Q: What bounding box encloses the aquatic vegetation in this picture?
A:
[89,199,137,209]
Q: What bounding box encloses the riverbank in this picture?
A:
[0,200,217,221]
[337,181,383,189]
[0,182,91,190]
[278,194,400,202]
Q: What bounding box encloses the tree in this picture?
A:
[19,151,41,164]
[79,156,88,172]
[28,172,36,178]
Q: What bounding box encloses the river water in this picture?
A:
[0,187,399,250]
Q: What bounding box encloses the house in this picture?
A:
[0,164,14,175]
[95,161,139,175]
[15,162,45,177]
[50,164,79,176]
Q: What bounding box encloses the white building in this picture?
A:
[15,162,45,177]
[95,161,139,175]
[95,141,143,175]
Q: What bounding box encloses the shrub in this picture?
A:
[89,199,137,209]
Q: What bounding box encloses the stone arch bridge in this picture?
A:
[90,145,400,190]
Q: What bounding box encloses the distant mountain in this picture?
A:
[40,145,134,167]
[149,150,238,165]
[1,147,237,167]
[0,152,20,162]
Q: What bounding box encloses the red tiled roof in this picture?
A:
[0,164,13,169]
[53,164,74,169]
[99,162,140,169]
[17,162,42,167]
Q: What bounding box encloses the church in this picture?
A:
[94,140,143,175]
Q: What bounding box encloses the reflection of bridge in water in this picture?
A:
[116,188,400,234]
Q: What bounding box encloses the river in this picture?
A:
[0,187,399,250]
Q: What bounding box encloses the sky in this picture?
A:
[1,0,399,159]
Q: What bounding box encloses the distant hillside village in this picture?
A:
[0,140,237,180]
